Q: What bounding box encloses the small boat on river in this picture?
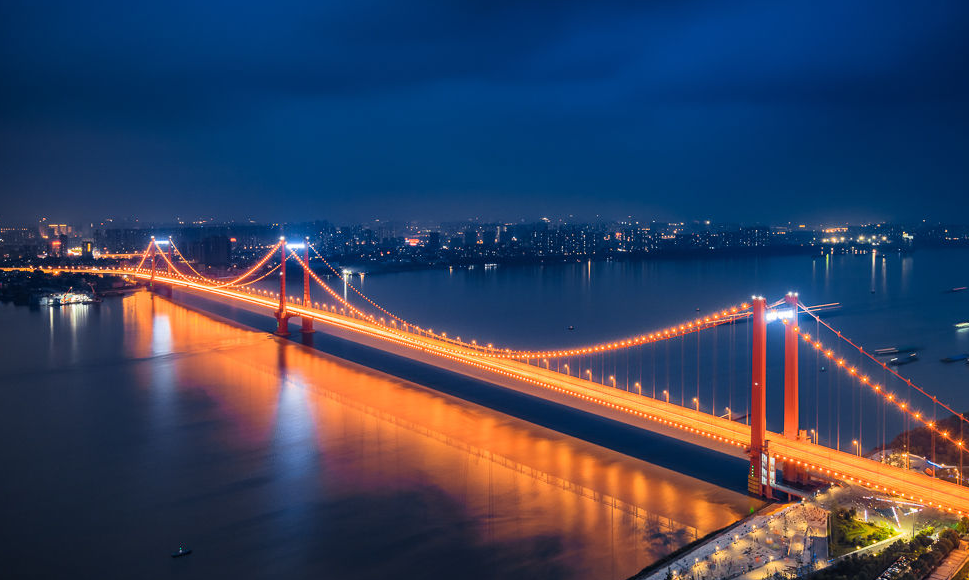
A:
[889,353,919,366]
[941,354,969,363]
[875,346,918,356]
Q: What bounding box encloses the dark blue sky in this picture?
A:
[2,0,968,224]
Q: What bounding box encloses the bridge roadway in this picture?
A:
[28,266,969,516]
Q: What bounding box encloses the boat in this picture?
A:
[956,322,969,329]
[567,325,575,331]
[171,546,192,558]
[875,346,918,356]
[948,287,967,293]
[941,354,969,363]
[889,353,919,366]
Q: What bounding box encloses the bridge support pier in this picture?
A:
[301,239,313,334]
[748,296,773,499]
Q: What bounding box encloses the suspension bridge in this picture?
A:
[17,236,969,515]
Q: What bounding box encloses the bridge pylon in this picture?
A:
[301,238,313,334]
[167,238,174,273]
[784,292,800,441]
[149,237,156,291]
[748,296,773,499]
[274,238,292,336]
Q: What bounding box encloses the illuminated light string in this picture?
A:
[307,243,407,325]
[771,454,963,515]
[166,240,208,279]
[306,242,790,358]
[784,319,965,449]
[151,242,198,282]
[139,240,782,364]
[165,239,283,289]
[288,250,370,319]
[134,245,151,270]
[798,305,969,431]
[310,242,758,358]
[486,305,752,359]
[232,261,282,286]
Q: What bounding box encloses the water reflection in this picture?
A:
[114,292,756,579]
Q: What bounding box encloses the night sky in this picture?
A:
[2,1,968,224]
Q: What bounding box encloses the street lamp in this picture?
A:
[585,369,593,380]
[959,440,965,486]
[663,389,669,403]
[563,364,570,376]
[634,382,641,395]
[609,375,616,388]
[852,440,860,456]
[810,429,817,445]
[693,397,699,411]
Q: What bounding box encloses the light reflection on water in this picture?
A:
[1,291,757,579]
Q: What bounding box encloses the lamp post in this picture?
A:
[663,389,669,403]
[693,397,699,411]
[852,440,860,457]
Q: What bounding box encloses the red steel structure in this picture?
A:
[748,296,770,497]
[784,292,800,441]
[274,239,291,336]
[302,239,313,334]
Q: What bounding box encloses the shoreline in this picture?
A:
[627,502,782,580]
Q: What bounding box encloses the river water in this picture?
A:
[2,247,967,578]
